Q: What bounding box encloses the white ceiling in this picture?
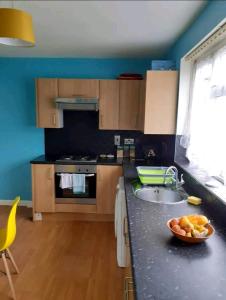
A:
[0,0,207,57]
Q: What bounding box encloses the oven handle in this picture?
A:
[56,173,95,177]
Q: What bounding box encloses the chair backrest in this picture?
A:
[1,196,20,251]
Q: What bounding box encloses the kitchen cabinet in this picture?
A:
[143,71,178,134]
[137,79,146,131]
[97,165,122,214]
[124,261,135,300]
[36,78,143,130]
[99,80,120,129]
[124,216,135,300]
[36,78,63,128]
[32,164,55,214]
[58,79,99,98]
[99,79,143,130]
[119,80,141,130]
[35,74,177,132]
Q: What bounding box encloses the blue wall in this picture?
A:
[0,58,150,200]
[2,0,224,201]
[167,1,226,66]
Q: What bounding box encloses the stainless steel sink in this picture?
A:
[134,186,187,204]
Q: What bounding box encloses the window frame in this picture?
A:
[175,18,226,204]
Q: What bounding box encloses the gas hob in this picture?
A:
[55,155,97,164]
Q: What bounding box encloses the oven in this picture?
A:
[55,164,96,205]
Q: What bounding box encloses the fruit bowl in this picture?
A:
[166,216,215,243]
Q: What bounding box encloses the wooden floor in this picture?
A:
[0,207,124,300]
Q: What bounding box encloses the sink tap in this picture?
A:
[178,174,185,189]
[165,166,184,189]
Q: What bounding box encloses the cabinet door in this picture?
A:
[137,79,146,131]
[32,164,55,213]
[124,257,135,300]
[119,80,141,130]
[124,217,135,300]
[36,79,63,128]
[144,71,178,134]
[58,79,99,98]
[97,165,122,214]
[99,80,119,129]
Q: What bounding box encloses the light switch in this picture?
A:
[114,135,120,146]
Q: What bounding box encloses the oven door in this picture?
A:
[55,165,96,205]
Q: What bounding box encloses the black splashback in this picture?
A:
[45,111,175,163]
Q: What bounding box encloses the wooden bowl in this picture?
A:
[166,218,215,243]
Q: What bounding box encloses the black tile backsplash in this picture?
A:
[45,110,175,163]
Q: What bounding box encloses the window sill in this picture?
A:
[175,160,226,205]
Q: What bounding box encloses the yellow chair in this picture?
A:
[0,196,20,300]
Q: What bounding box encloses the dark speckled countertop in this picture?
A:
[123,162,226,300]
[31,155,226,299]
[30,155,123,166]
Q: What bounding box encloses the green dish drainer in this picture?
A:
[136,166,175,185]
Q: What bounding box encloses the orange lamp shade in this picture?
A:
[0,8,35,47]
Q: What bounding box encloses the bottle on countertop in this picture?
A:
[129,145,136,160]
[123,145,130,158]
[117,146,123,158]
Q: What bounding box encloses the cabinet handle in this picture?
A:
[100,114,103,128]
[52,114,56,126]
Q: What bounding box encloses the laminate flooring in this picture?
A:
[0,207,124,300]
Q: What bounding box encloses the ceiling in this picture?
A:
[0,0,207,58]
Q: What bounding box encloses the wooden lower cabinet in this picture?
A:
[32,164,122,219]
[32,164,55,213]
[97,165,123,214]
[124,217,135,300]
[124,268,135,300]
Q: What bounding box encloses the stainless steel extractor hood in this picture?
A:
[55,97,99,111]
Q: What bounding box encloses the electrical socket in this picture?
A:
[114,135,120,146]
[124,138,134,145]
[34,212,42,221]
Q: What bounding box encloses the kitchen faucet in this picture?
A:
[165,166,184,189]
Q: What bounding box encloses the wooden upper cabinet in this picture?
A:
[99,80,119,129]
[97,165,122,214]
[36,78,63,128]
[144,71,178,134]
[137,79,146,131]
[32,164,55,213]
[58,79,99,98]
[119,80,141,130]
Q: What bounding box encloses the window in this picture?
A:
[181,45,226,182]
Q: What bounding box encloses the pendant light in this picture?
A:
[0,5,35,47]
